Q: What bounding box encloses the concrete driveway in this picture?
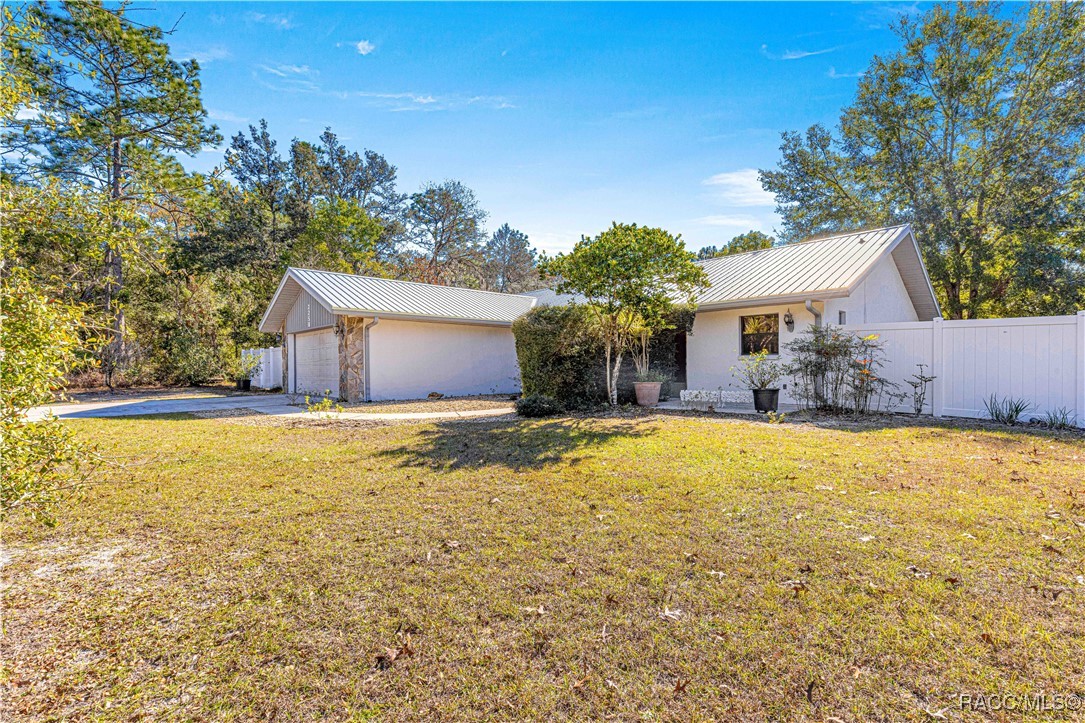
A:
[27,393,296,421]
[28,392,515,422]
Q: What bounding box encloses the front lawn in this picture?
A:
[4,414,1083,720]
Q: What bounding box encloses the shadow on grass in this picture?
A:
[376,416,657,471]
[653,407,1084,441]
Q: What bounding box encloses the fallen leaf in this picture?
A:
[660,606,683,621]
[782,579,808,597]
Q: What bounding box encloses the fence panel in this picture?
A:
[847,312,1084,426]
[242,347,282,390]
[940,316,1079,420]
[846,322,935,413]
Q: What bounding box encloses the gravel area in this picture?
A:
[339,394,517,414]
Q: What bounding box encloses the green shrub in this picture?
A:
[515,394,564,418]
[983,394,1032,425]
[1,269,97,525]
[512,305,608,409]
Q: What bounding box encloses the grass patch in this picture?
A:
[4,414,1084,720]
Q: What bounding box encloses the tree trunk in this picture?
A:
[609,348,623,406]
[103,136,126,387]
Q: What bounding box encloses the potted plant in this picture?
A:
[630,321,669,406]
[731,349,785,413]
[633,368,670,406]
[232,352,262,392]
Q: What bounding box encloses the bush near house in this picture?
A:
[512,305,609,409]
[513,305,692,408]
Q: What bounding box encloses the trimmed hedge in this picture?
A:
[512,305,608,409]
[513,303,696,407]
[515,393,564,418]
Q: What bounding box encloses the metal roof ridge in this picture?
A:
[288,267,538,300]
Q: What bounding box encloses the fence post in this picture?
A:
[931,317,945,418]
[1077,311,1085,428]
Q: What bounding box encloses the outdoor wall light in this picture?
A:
[783,309,795,331]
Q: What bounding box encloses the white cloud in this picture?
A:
[355,40,376,55]
[253,65,320,94]
[246,12,293,30]
[761,44,840,61]
[207,109,249,124]
[187,45,231,64]
[14,106,40,121]
[258,63,313,77]
[702,169,775,207]
[828,66,864,79]
[693,214,765,228]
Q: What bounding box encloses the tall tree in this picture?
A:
[11,0,219,365]
[760,2,1085,318]
[292,198,384,275]
[482,223,538,292]
[290,128,407,261]
[698,230,776,259]
[405,180,488,285]
[226,120,291,232]
[541,223,708,405]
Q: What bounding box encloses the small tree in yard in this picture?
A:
[1,268,98,525]
[541,223,708,405]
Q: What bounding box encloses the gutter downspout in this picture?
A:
[363,316,380,402]
[805,299,823,328]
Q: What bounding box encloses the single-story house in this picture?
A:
[261,224,939,402]
[259,269,535,401]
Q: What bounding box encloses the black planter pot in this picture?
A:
[236,379,252,391]
[752,388,780,413]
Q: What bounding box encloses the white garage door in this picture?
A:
[293,329,339,398]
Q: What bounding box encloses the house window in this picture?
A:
[740,314,779,355]
[838,310,847,325]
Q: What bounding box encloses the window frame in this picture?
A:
[739,313,780,356]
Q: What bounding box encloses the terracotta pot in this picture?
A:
[634,381,662,407]
[752,388,779,413]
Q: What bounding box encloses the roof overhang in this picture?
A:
[260,268,525,333]
[334,310,514,328]
[258,272,335,333]
[696,289,850,312]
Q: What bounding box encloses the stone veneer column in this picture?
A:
[337,316,365,403]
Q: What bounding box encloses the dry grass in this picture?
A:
[3,413,1084,721]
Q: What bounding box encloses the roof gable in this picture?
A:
[691,224,940,318]
[259,268,538,332]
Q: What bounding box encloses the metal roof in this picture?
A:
[260,225,940,333]
[692,224,939,316]
[259,268,538,332]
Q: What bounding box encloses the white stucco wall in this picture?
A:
[686,258,918,401]
[823,255,919,326]
[686,303,820,404]
[366,318,521,401]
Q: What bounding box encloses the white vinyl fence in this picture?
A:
[242,347,282,390]
[847,311,1085,426]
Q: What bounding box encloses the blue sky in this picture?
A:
[155,1,929,253]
